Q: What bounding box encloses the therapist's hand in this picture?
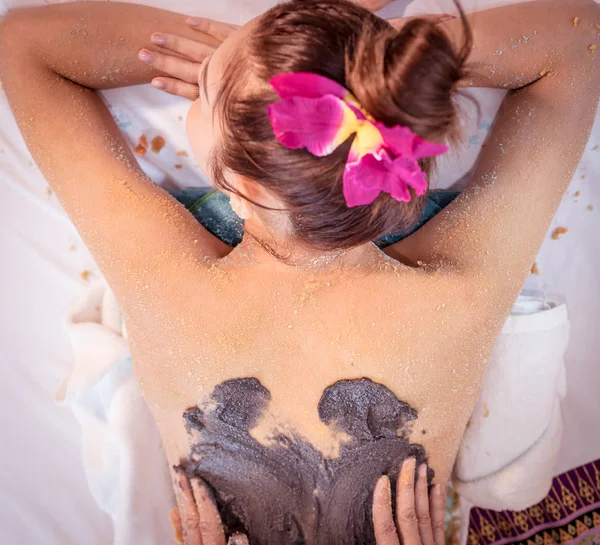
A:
[139,17,238,101]
[372,458,446,545]
[171,469,248,545]
[171,459,445,545]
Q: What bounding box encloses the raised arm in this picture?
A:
[387,0,600,316]
[0,3,231,316]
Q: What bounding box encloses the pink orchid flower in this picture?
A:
[267,72,448,207]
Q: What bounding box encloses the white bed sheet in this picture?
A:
[0,0,598,543]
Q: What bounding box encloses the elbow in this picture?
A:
[0,13,14,57]
[0,13,19,78]
[571,3,600,48]
[0,10,24,44]
[0,9,38,58]
[551,3,600,81]
[0,14,15,77]
[0,9,39,77]
[575,5,600,80]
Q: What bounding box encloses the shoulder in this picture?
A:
[365,256,494,332]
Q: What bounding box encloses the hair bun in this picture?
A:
[346,12,472,141]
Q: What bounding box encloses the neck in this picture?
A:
[223,220,380,272]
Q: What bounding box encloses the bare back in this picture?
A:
[130,243,490,486]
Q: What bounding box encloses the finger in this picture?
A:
[186,17,239,42]
[357,0,394,11]
[417,14,456,24]
[172,469,203,545]
[372,475,401,545]
[151,33,215,63]
[389,14,455,30]
[170,507,184,544]
[138,49,200,84]
[395,458,420,545]
[430,485,446,545]
[152,77,199,101]
[415,464,435,545]
[388,18,405,30]
[227,535,249,545]
[190,477,227,545]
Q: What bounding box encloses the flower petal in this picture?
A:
[343,152,430,207]
[374,124,416,157]
[348,120,386,164]
[375,123,448,159]
[267,95,358,157]
[343,153,394,207]
[411,137,448,160]
[269,72,348,100]
[388,156,428,199]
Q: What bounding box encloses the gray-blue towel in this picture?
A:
[170,188,459,249]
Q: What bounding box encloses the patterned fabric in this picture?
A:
[467,460,600,545]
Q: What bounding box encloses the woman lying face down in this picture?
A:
[1,0,598,542]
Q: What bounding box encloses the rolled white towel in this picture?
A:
[454,291,569,511]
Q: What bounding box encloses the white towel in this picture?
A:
[453,291,569,511]
[57,278,176,545]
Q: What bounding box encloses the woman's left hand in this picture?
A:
[139,17,238,101]
[171,469,248,545]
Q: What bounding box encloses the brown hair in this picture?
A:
[210,0,472,251]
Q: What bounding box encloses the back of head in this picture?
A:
[211,0,472,251]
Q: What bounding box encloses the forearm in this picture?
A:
[442,0,598,89]
[0,2,231,307]
[0,2,208,90]
[388,1,599,316]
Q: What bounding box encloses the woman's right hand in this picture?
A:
[139,17,238,101]
[373,458,446,545]
[142,12,453,101]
